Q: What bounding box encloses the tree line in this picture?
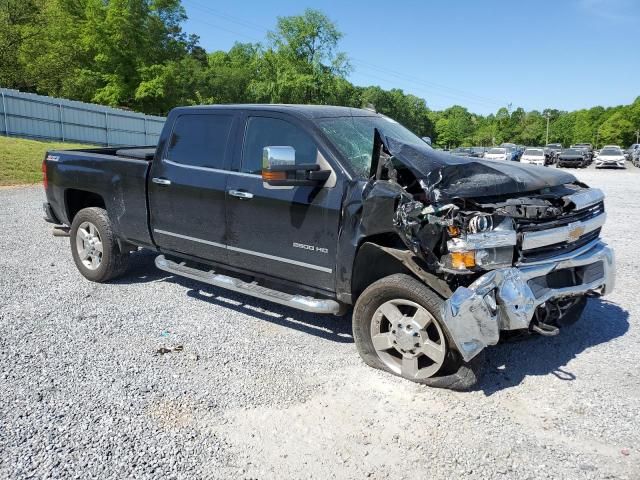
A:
[1,0,638,147]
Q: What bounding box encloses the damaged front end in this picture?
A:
[361,131,616,362]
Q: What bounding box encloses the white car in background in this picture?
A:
[595,147,626,169]
[520,148,546,166]
[484,147,509,161]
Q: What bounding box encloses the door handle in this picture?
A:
[152,177,172,186]
[228,189,254,200]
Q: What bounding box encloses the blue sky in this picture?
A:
[182,0,640,115]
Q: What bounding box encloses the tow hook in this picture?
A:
[531,321,560,337]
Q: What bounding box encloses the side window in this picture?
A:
[241,117,318,174]
[166,114,233,169]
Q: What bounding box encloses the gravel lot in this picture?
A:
[1,165,639,479]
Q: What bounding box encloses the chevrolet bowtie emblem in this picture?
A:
[567,223,585,242]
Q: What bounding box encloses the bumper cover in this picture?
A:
[441,240,615,361]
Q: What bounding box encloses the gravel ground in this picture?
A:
[1,164,639,479]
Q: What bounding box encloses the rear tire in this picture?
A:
[353,274,484,390]
[70,207,130,282]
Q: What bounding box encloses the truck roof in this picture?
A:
[172,104,379,119]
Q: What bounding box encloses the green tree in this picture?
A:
[250,8,350,104]
[0,0,48,89]
[599,112,634,146]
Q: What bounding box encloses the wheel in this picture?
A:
[70,207,130,282]
[353,274,484,390]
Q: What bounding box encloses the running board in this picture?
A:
[155,255,342,315]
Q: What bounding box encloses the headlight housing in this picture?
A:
[443,216,516,271]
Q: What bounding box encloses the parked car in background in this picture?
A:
[595,147,626,169]
[451,147,473,157]
[558,148,588,168]
[507,145,524,161]
[545,143,563,163]
[520,148,546,166]
[626,144,639,161]
[484,147,509,161]
[632,147,640,167]
[571,143,594,163]
[470,147,487,158]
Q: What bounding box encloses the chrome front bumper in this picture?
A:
[441,240,615,361]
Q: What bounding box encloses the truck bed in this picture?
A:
[44,146,156,248]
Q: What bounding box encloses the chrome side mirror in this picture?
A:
[261,146,330,187]
[262,146,296,169]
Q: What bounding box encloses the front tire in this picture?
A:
[70,207,130,282]
[353,274,483,390]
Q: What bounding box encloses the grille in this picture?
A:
[516,201,604,263]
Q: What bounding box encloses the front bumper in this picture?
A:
[441,240,615,361]
[596,160,625,168]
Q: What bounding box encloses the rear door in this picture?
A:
[149,111,237,263]
[225,113,344,292]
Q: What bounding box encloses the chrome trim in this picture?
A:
[154,229,225,248]
[152,229,332,273]
[442,240,615,362]
[518,241,615,293]
[521,212,606,250]
[226,245,332,273]
[228,189,254,199]
[163,159,260,177]
[155,255,341,314]
[563,188,604,210]
[516,237,601,266]
[152,177,172,185]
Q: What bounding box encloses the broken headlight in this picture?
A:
[443,216,516,271]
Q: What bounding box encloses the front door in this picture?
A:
[149,111,237,263]
[225,114,343,292]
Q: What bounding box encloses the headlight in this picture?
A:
[468,214,493,233]
[444,216,516,271]
[445,247,514,270]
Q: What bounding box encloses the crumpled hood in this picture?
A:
[385,137,577,201]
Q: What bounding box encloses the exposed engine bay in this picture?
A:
[359,131,615,361]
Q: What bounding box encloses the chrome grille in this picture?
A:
[516,201,605,263]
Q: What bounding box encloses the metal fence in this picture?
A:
[0,88,166,146]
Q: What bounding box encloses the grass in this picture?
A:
[0,136,93,186]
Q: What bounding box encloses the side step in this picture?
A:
[155,255,342,315]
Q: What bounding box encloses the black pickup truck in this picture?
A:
[43,105,615,389]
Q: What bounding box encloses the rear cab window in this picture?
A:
[166,114,234,170]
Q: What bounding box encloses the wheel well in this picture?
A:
[65,189,105,223]
[351,234,414,301]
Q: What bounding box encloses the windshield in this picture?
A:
[524,149,544,156]
[547,144,562,149]
[315,115,427,177]
[600,148,620,155]
[487,148,506,154]
[562,149,581,155]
